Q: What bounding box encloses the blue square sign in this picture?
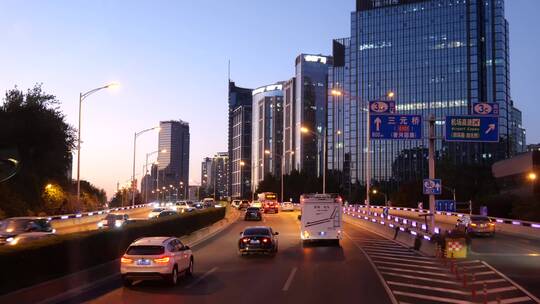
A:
[423,179,442,195]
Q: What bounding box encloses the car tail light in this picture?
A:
[470,223,477,227]
[153,256,170,264]
[242,238,250,243]
[489,223,495,227]
[121,256,133,264]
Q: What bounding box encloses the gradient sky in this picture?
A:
[1,1,539,198]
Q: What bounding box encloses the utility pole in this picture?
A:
[366,100,371,213]
[428,114,436,233]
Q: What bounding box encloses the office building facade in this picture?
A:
[157,120,190,197]
[229,82,253,199]
[212,152,229,199]
[283,78,296,174]
[251,83,284,191]
[328,0,524,194]
[201,157,212,192]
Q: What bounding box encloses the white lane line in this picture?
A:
[473,271,497,276]
[361,244,412,251]
[370,255,441,265]
[377,266,454,278]
[387,281,470,296]
[282,267,298,291]
[367,252,434,260]
[481,261,540,303]
[373,260,448,270]
[344,231,399,304]
[483,286,518,294]
[185,267,218,289]
[393,291,472,304]
[380,272,460,285]
[362,248,417,256]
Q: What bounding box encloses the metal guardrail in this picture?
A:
[347,204,540,230]
[45,204,151,221]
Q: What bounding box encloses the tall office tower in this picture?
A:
[251,83,284,191]
[229,81,253,199]
[283,77,296,174]
[293,54,333,178]
[157,120,190,198]
[212,152,229,199]
[328,0,524,195]
[201,157,213,192]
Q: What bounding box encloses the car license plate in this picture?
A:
[137,259,151,265]
[250,240,260,244]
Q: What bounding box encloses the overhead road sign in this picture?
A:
[445,115,499,143]
[423,179,442,195]
[370,114,422,140]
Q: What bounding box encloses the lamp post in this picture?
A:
[77,83,119,205]
[143,150,167,203]
[300,126,327,194]
[240,161,254,201]
[131,126,160,206]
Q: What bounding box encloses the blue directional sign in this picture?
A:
[436,200,456,212]
[472,102,499,116]
[445,115,499,143]
[423,179,442,195]
[369,100,396,114]
[370,114,422,140]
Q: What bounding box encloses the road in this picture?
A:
[62,211,395,304]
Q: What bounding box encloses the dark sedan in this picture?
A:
[244,207,262,221]
[238,226,278,256]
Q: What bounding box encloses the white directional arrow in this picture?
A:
[374,117,382,131]
[485,124,496,134]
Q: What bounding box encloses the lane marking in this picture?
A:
[185,267,218,289]
[392,291,472,304]
[373,260,448,270]
[366,252,434,260]
[473,270,497,276]
[360,244,413,251]
[282,267,298,291]
[362,248,417,256]
[387,281,470,296]
[481,261,540,303]
[377,266,454,278]
[370,255,442,265]
[488,297,540,304]
[344,231,399,304]
[483,286,518,294]
[380,272,461,285]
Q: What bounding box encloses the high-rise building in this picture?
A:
[328,0,524,194]
[157,120,190,198]
[201,157,212,192]
[510,101,526,154]
[228,81,253,199]
[251,83,284,191]
[283,78,296,174]
[292,54,333,178]
[212,152,229,199]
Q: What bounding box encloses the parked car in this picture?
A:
[238,226,278,256]
[456,215,495,236]
[244,207,262,221]
[0,217,55,246]
[148,208,167,219]
[281,201,295,212]
[98,213,129,229]
[121,237,193,286]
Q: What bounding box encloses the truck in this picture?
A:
[299,193,343,246]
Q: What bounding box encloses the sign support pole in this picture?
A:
[428,114,436,234]
[366,103,371,214]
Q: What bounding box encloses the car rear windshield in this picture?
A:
[471,216,490,222]
[246,208,259,212]
[243,228,270,236]
[127,245,165,255]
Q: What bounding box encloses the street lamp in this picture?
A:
[131,126,160,206]
[301,126,327,194]
[371,189,388,206]
[143,149,167,203]
[528,172,537,181]
[77,83,119,205]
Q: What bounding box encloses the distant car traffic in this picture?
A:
[202,198,215,208]
[238,226,278,256]
[456,215,495,236]
[158,210,178,218]
[231,200,241,209]
[244,207,262,221]
[121,237,193,286]
[281,202,294,212]
[172,201,195,213]
[98,213,129,229]
[263,201,279,213]
[250,201,262,209]
[148,208,167,218]
[0,217,55,246]
[238,200,250,210]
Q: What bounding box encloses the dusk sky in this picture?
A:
[1,0,539,198]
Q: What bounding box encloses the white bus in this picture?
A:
[299,193,343,246]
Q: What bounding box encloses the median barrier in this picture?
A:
[0,207,226,295]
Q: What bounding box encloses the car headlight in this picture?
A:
[8,237,19,246]
[97,222,104,228]
[115,220,122,228]
[6,237,14,243]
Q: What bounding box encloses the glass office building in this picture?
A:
[157,120,190,197]
[328,0,524,194]
[251,83,284,191]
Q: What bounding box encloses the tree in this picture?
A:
[0,84,76,217]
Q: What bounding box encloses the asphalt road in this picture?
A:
[62,211,395,304]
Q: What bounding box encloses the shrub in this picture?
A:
[0,207,225,294]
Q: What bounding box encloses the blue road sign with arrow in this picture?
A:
[370,114,422,140]
[445,115,499,142]
[423,179,442,195]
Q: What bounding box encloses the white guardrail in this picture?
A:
[45,203,151,222]
[344,205,540,239]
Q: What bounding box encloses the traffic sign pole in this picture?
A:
[428,115,436,233]
[366,104,371,214]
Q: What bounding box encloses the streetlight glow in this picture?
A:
[331,89,342,96]
[264,150,271,155]
[387,91,395,99]
[528,172,537,181]
[300,126,310,134]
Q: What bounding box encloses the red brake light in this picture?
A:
[121,256,133,264]
[153,256,170,264]
[242,238,250,243]
[262,238,269,243]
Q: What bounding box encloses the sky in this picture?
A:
[1,0,539,198]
